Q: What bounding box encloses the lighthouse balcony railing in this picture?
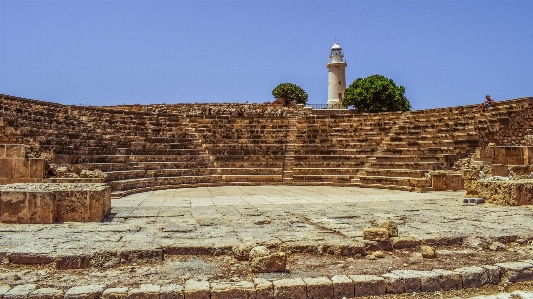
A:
[304,104,348,110]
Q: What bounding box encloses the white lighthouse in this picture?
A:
[326,41,347,108]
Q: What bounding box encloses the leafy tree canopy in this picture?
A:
[342,75,411,112]
[272,82,308,105]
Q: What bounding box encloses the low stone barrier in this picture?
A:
[1,260,533,298]
[0,183,111,223]
[475,179,533,205]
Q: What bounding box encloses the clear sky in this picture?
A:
[1,0,532,110]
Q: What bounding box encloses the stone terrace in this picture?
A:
[1,94,532,195]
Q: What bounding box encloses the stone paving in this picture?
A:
[2,186,533,262]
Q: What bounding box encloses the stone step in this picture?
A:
[221,175,283,183]
[292,174,354,183]
[292,168,363,175]
[359,175,432,188]
[108,175,222,192]
[70,155,211,164]
[357,183,415,191]
[374,154,454,163]
[381,147,458,155]
[76,161,212,172]
[216,168,283,175]
[367,161,447,171]
[362,168,427,178]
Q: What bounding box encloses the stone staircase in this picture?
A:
[1,93,532,195]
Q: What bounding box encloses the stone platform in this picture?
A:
[2,186,533,298]
[0,183,111,223]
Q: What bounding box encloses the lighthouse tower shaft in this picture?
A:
[327,42,347,108]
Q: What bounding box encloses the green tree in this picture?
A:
[342,75,411,112]
[272,83,308,106]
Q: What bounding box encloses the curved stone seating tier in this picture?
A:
[1,94,532,193]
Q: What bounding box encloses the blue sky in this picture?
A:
[1,0,532,110]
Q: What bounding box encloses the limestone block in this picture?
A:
[251,252,287,273]
[381,272,404,294]
[495,261,533,282]
[0,145,5,159]
[254,278,273,299]
[128,284,160,299]
[349,275,386,297]
[362,228,389,241]
[0,191,56,224]
[210,281,255,299]
[454,266,489,288]
[6,144,26,158]
[391,270,422,293]
[331,275,354,299]
[431,173,463,191]
[273,278,306,299]
[378,221,398,237]
[102,287,129,299]
[28,288,64,299]
[482,265,501,284]
[4,284,37,299]
[303,277,333,299]
[184,280,210,299]
[55,254,91,270]
[408,270,442,292]
[249,246,270,261]
[11,159,30,179]
[391,237,420,249]
[432,269,462,290]
[160,284,184,299]
[476,180,533,205]
[0,159,12,178]
[490,164,509,177]
[64,285,105,299]
[477,146,495,158]
[6,252,54,265]
[232,242,256,261]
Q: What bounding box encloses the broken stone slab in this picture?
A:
[495,261,533,282]
[4,284,37,299]
[463,198,485,204]
[210,281,255,299]
[253,278,273,299]
[249,246,270,261]
[331,275,354,299]
[454,266,489,288]
[184,280,210,299]
[432,269,462,291]
[160,284,184,299]
[102,287,129,299]
[128,284,160,299]
[232,242,256,261]
[27,288,64,299]
[362,228,390,241]
[302,277,333,299]
[349,274,386,297]
[251,252,287,273]
[273,278,306,299]
[64,285,106,299]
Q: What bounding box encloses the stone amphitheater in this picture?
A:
[1,93,533,298]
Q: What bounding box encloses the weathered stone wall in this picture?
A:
[1,93,532,195]
[0,183,111,223]
[0,144,44,185]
